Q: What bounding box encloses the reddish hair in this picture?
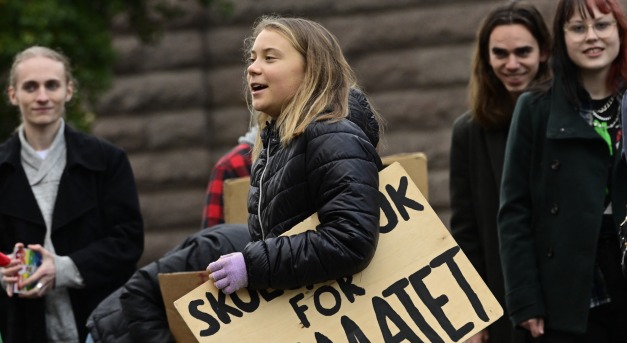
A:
[552,0,627,106]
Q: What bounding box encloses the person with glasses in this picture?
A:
[449,1,551,342]
[498,0,627,341]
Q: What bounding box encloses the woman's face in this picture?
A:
[488,24,546,98]
[564,4,620,76]
[8,56,73,131]
[247,29,306,118]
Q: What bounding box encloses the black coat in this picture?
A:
[0,125,144,343]
[499,86,627,333]
[449,112,524,342]
[245,98,382,290]
[89,224,251,343]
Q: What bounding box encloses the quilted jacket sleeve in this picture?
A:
[245,121,380,289]
[118,224,250,342]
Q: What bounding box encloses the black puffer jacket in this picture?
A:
[245,90,382,290]
[86,224,251,342]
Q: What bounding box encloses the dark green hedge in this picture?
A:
[0,0,226,141]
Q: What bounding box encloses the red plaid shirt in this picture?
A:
[202,143,253,228]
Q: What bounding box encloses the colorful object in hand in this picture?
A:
[13,247,42,293]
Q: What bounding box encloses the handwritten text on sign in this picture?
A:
[174,163,502,342]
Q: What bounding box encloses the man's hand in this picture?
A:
[465,329,489,343]
[19,244,56,298]
[521,317,544,338]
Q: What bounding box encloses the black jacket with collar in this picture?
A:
[449,112,527,342]
[0,125,144,343]
[245,91,382,290]
[499,84,627,333]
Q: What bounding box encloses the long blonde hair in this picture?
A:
[9,46,76,89]
[245,16,357,159]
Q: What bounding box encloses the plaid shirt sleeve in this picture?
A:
[202,143,253,229]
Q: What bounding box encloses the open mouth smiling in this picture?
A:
[251,83,268,92]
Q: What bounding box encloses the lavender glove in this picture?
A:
[208,252,248,294]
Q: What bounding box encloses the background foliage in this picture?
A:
[0,0,226,141]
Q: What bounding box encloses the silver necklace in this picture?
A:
[590,95,616,121]
[592,114,619,129]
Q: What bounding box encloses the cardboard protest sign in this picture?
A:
[223,152,430,225]
[381,152,428,200]
[223,176,250,224]
[174,162,502,342]
[159,272,211,343]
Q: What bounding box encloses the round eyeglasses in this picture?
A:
[564,20,617,41]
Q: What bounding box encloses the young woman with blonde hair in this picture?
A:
[207,15,383,294]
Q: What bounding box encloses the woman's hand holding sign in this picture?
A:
[208,252,248,294]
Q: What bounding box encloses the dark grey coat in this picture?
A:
[498,85,627,333]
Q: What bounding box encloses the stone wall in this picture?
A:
[93,0,560,266]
